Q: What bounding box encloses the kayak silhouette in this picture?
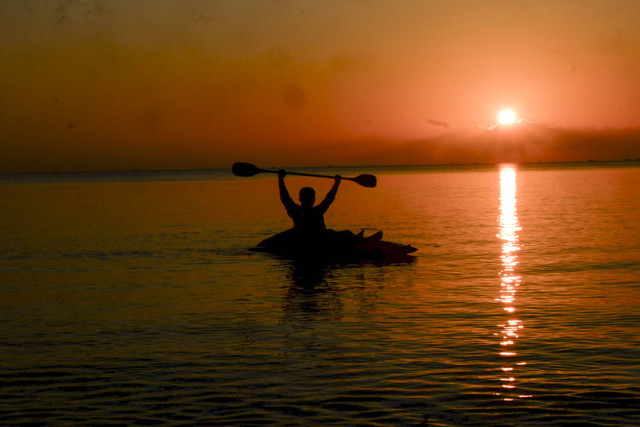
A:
[232,162,417,262]
[252,228,417,262]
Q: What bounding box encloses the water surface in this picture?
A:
[1,163,639,425]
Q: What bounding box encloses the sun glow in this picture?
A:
[498,109,517,125]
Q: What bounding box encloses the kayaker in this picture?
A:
[278,169,341,237]
[277,169,382,245]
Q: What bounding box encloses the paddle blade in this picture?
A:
[232,162,262,177]
[353,174,377,188]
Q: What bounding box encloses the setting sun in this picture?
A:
[498,109,517,125]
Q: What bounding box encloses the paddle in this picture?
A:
[232,162,377,188]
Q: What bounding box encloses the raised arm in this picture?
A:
[278,170,296,213]
[317,175,341,213]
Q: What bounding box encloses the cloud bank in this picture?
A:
[290,123,640,168]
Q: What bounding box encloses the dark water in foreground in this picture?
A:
[1,163,639,426]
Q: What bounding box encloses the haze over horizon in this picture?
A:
[2,0,640,173]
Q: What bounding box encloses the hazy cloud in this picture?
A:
[428,119,450,129]
[301,124,640,167]
[281,85,308,110]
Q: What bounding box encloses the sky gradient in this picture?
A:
[2,0,640,172]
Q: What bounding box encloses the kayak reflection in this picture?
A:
[282,261,335,317]
[281,256,416,321]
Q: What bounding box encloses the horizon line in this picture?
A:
[2,158,640,177]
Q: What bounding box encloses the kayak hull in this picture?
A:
[252,228,417,263]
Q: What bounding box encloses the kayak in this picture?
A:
[251,228,417,262]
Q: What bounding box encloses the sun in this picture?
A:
[498,109,517,125]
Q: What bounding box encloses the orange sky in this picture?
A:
[1,0,640,173]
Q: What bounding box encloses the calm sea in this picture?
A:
[1,163,639,426]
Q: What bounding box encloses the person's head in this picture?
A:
[299,187,316,207]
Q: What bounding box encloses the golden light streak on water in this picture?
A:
[497,164,527,401]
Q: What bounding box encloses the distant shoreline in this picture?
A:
[3,158,640,176]
[2,159,639,185]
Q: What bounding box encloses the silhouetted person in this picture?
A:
[276,170,382,252]
[278,169,341,238]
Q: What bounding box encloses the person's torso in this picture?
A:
[290,205,326,234]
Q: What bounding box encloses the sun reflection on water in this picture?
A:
[495,165,528,401]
